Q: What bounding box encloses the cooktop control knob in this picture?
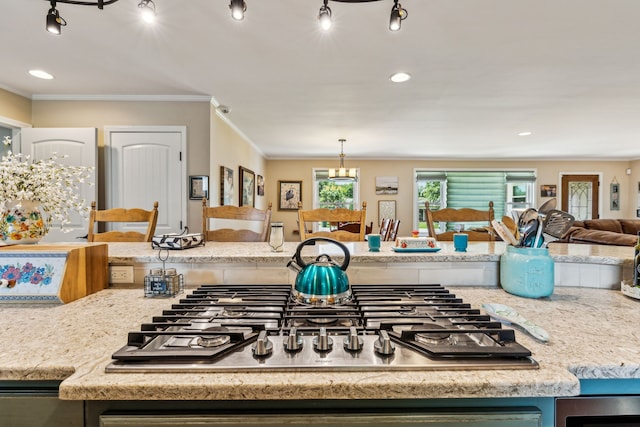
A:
[343,326,363,352]
[283,327,303,352]
[252,330,273,357]
[313,327,333,352]
[374,330,395,356]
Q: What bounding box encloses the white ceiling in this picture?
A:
[3,0,640,161]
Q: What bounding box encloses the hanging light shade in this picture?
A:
[328,139,357,182]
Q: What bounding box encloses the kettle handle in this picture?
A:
[293,237,351,271]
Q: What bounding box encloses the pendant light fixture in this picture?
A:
[328,139,357,182]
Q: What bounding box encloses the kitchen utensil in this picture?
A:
[482,303,550,342]
[491,220,518,245]
[542,210,575,243]
[533,217,544,248]
[501,216,519,241]
[517,208,538,231]
[538,198,557,215]
[519,218,538,247]
[287,237,351,305]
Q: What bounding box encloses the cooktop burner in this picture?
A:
[106,284,538,372]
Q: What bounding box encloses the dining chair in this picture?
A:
[379,218,392,241]
[387,219,400,241]
[425,201,495,241]
[202,199,272,242]
[297,201,367,241]
[87,201,159,242]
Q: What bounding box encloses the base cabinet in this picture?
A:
[99,409,541,427]
[0,395,83,427]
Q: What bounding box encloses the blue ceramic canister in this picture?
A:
[500,246,554,298]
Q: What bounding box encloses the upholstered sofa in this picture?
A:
[558,218,640,246]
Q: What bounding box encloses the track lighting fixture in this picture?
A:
[46,1,66,35]
[138,0,156,24]
[389,0,407,32]
[43,0,121,34]
[229,0,247,21]
[318,0,332,31]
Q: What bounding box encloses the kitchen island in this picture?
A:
[1,242,638,426]
[2,284,640,426]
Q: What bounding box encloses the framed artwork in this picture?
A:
[375,176,399,195]
[239,166,255,207]
[540,184,557,197]
[610,183,620,211]
[220,166,234,206]
[279,180,302,210]
[378,200,396,224]
[257,174,265,196]
[189,175,209,200]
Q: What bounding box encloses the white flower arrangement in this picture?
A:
[0,152,94,232]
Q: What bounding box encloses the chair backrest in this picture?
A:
[387,219,400,241]
[202,199,272,242]
[297,201,367,241]
[379,218,392,240]
[337,221,373,235]
[88,201,159,242]
[425,201,495,241]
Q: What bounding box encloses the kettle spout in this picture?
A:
[287,259,302,273]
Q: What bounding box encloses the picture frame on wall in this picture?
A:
[257,174,265,196]
[611,183,620,211]
[375,176,399,195]
[279,180,302,210]
[189,175,209,200]
[239,166,255,207]
[378,200,396,225]
[540,184,557,197]
[220,166,234,206]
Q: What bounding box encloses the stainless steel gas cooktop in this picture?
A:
[106,284,538,373]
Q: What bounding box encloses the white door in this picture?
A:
[105,126,186,236]
[19,128,97,242]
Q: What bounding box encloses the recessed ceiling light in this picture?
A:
[29,69,54,80]
[518,131,532,136]
[390,72,411,83]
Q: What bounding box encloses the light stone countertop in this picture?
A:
[1,285,639,401]
[106,241,634,266]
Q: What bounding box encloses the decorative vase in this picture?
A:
[0,200,48,245]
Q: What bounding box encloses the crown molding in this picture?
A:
[31,94,213,102]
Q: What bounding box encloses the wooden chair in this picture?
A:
[88,201,159,242]
[297,201,367,241]
[202,199,272,242]
[388,219,400,241]
[337,221,373,235]
[379,218,392,241]
[425,201,495,241]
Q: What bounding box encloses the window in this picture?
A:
[312,168,360,231]
[415,169,536,234]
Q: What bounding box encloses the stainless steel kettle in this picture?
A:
[287,237,351,305]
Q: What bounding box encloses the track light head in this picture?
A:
[318,0,332,31]
[46,1,66,35]
[389,0,407,32]
[138,0,156,24]
[229,0,247,21]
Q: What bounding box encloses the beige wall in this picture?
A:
[0,88,31,124]
[31,100,211,231]
[266,159,636,242]
[1,91,638,240]
[209,113,267,210]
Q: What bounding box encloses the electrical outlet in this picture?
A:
[110,266,134,284]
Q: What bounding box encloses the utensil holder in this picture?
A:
[144,270,184,298]
[500,246,554,298]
